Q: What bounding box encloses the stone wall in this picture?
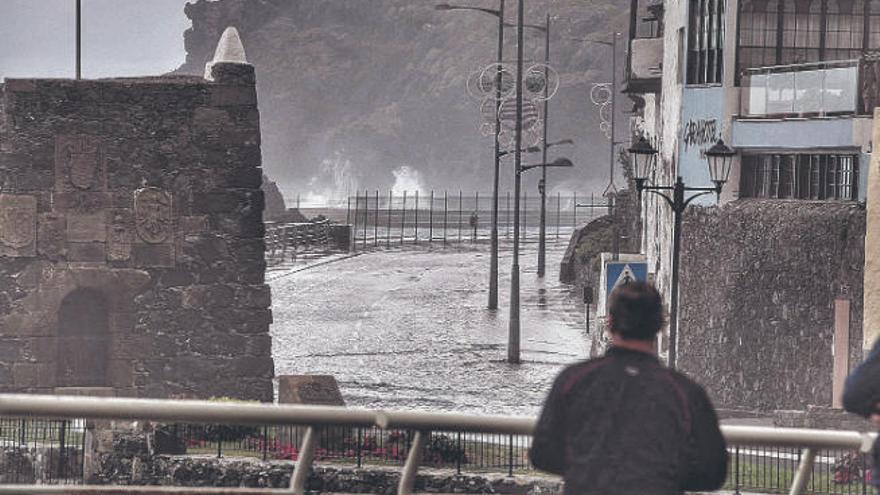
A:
[678,199,865,412]
[92,451,561,494]
[0,62,274,401]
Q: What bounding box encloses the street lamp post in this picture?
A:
[510,156,573,363]
[435,1,505,311]
[628,137,736,369]
[569,33,623,258]
[76,0,82,79]
[509,0,526,364]
[537,14,551,278]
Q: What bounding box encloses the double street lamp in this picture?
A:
[628,136,736,369]
[508,156,574,363]
[435,1,506,312]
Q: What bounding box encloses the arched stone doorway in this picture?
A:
[56,288,110,387]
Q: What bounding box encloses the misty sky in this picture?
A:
[0,0,190,79]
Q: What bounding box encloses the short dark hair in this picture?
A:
[608,281,665,341]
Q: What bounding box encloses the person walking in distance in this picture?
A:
[530,281,728,494]
[843,338,880,492]
[469,211,479,242]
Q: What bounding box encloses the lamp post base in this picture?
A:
[507,263,521,364]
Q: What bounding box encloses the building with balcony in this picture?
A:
[623,0,878,415]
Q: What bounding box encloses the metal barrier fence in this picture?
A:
[296,191,608,250]
[0,417,85,484]
[265,220,333,263]
[0,394,876,495]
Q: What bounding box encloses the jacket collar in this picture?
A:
[605,345,660,362]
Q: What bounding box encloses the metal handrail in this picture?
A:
[0,394,875,495]
[741,58,860,76]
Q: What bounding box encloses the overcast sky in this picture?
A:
[0,0,191,80]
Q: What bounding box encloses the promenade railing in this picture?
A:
[0,394,875,495]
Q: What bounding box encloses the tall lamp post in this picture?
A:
[628,137,736,369]
[568,34,622,197]
[436,1,505,310]
[76,0,82,79]
[509,156,574,363]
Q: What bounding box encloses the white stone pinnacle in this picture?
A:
[205,26,249,80]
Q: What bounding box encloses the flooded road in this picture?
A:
[269,240,590,416]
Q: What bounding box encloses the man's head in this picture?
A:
[607,281,665,341]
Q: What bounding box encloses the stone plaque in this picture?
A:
[107,211,133,262]
[134,188,173,244]
[67,212,107,243]
[55,135,105,192]
[278,375,345,406]
[0,194,37,257]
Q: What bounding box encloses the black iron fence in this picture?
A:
[0,418,85,484]
[1,416,873,493]
[297,191,605,250]
[727,445,873,495]
[173,423,874,493]
[173,424,532,475]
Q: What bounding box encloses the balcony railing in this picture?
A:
[740,60,860,118]
[0,394,876,495]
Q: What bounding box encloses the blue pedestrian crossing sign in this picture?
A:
[606,262,648,302]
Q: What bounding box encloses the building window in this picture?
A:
[688,0,725,84]
[737,0,879,74]
[825,0,866,60]
[740,0,781,70]
[871,0,880,48]
[780,0,822,64]
[739,153,859,199]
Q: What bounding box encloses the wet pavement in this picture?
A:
[269,239,590,417]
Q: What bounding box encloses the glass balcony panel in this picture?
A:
[745,74,768,115]
[766,71,796,115]
[741,62,858,117]
[822,66,858,114]
[793,69,822,114]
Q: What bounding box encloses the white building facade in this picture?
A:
[624,0,878,358]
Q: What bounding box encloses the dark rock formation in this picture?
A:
[262,174,288,221]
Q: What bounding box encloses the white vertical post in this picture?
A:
[788,448,816,495]
[397,430,426,495]
[864,108,880,350]
[289,427,317,495]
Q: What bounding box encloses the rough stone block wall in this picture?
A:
[0,63,274,401]
[679,200,865,412]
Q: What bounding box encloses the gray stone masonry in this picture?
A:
[679,199,865,413]
[0,62,274,401]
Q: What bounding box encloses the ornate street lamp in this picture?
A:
[705,139,736,196]
[436,1,505,311]
[629,137,737,369]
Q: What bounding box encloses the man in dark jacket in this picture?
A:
[842,338,880,492]
[530,281,728,494]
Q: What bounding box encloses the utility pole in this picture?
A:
[537,13,551,277]
[508,0,525,364]
[489,0,505,310]
[76,0,82,79]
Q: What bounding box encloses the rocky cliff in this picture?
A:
[177,0,631,201]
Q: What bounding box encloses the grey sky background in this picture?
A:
[0,0,191,80]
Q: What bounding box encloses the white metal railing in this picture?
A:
[0,394,874,495]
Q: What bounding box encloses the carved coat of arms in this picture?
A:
[134,188,173,244]
[0,195,36,251]
[55,135,104,192]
